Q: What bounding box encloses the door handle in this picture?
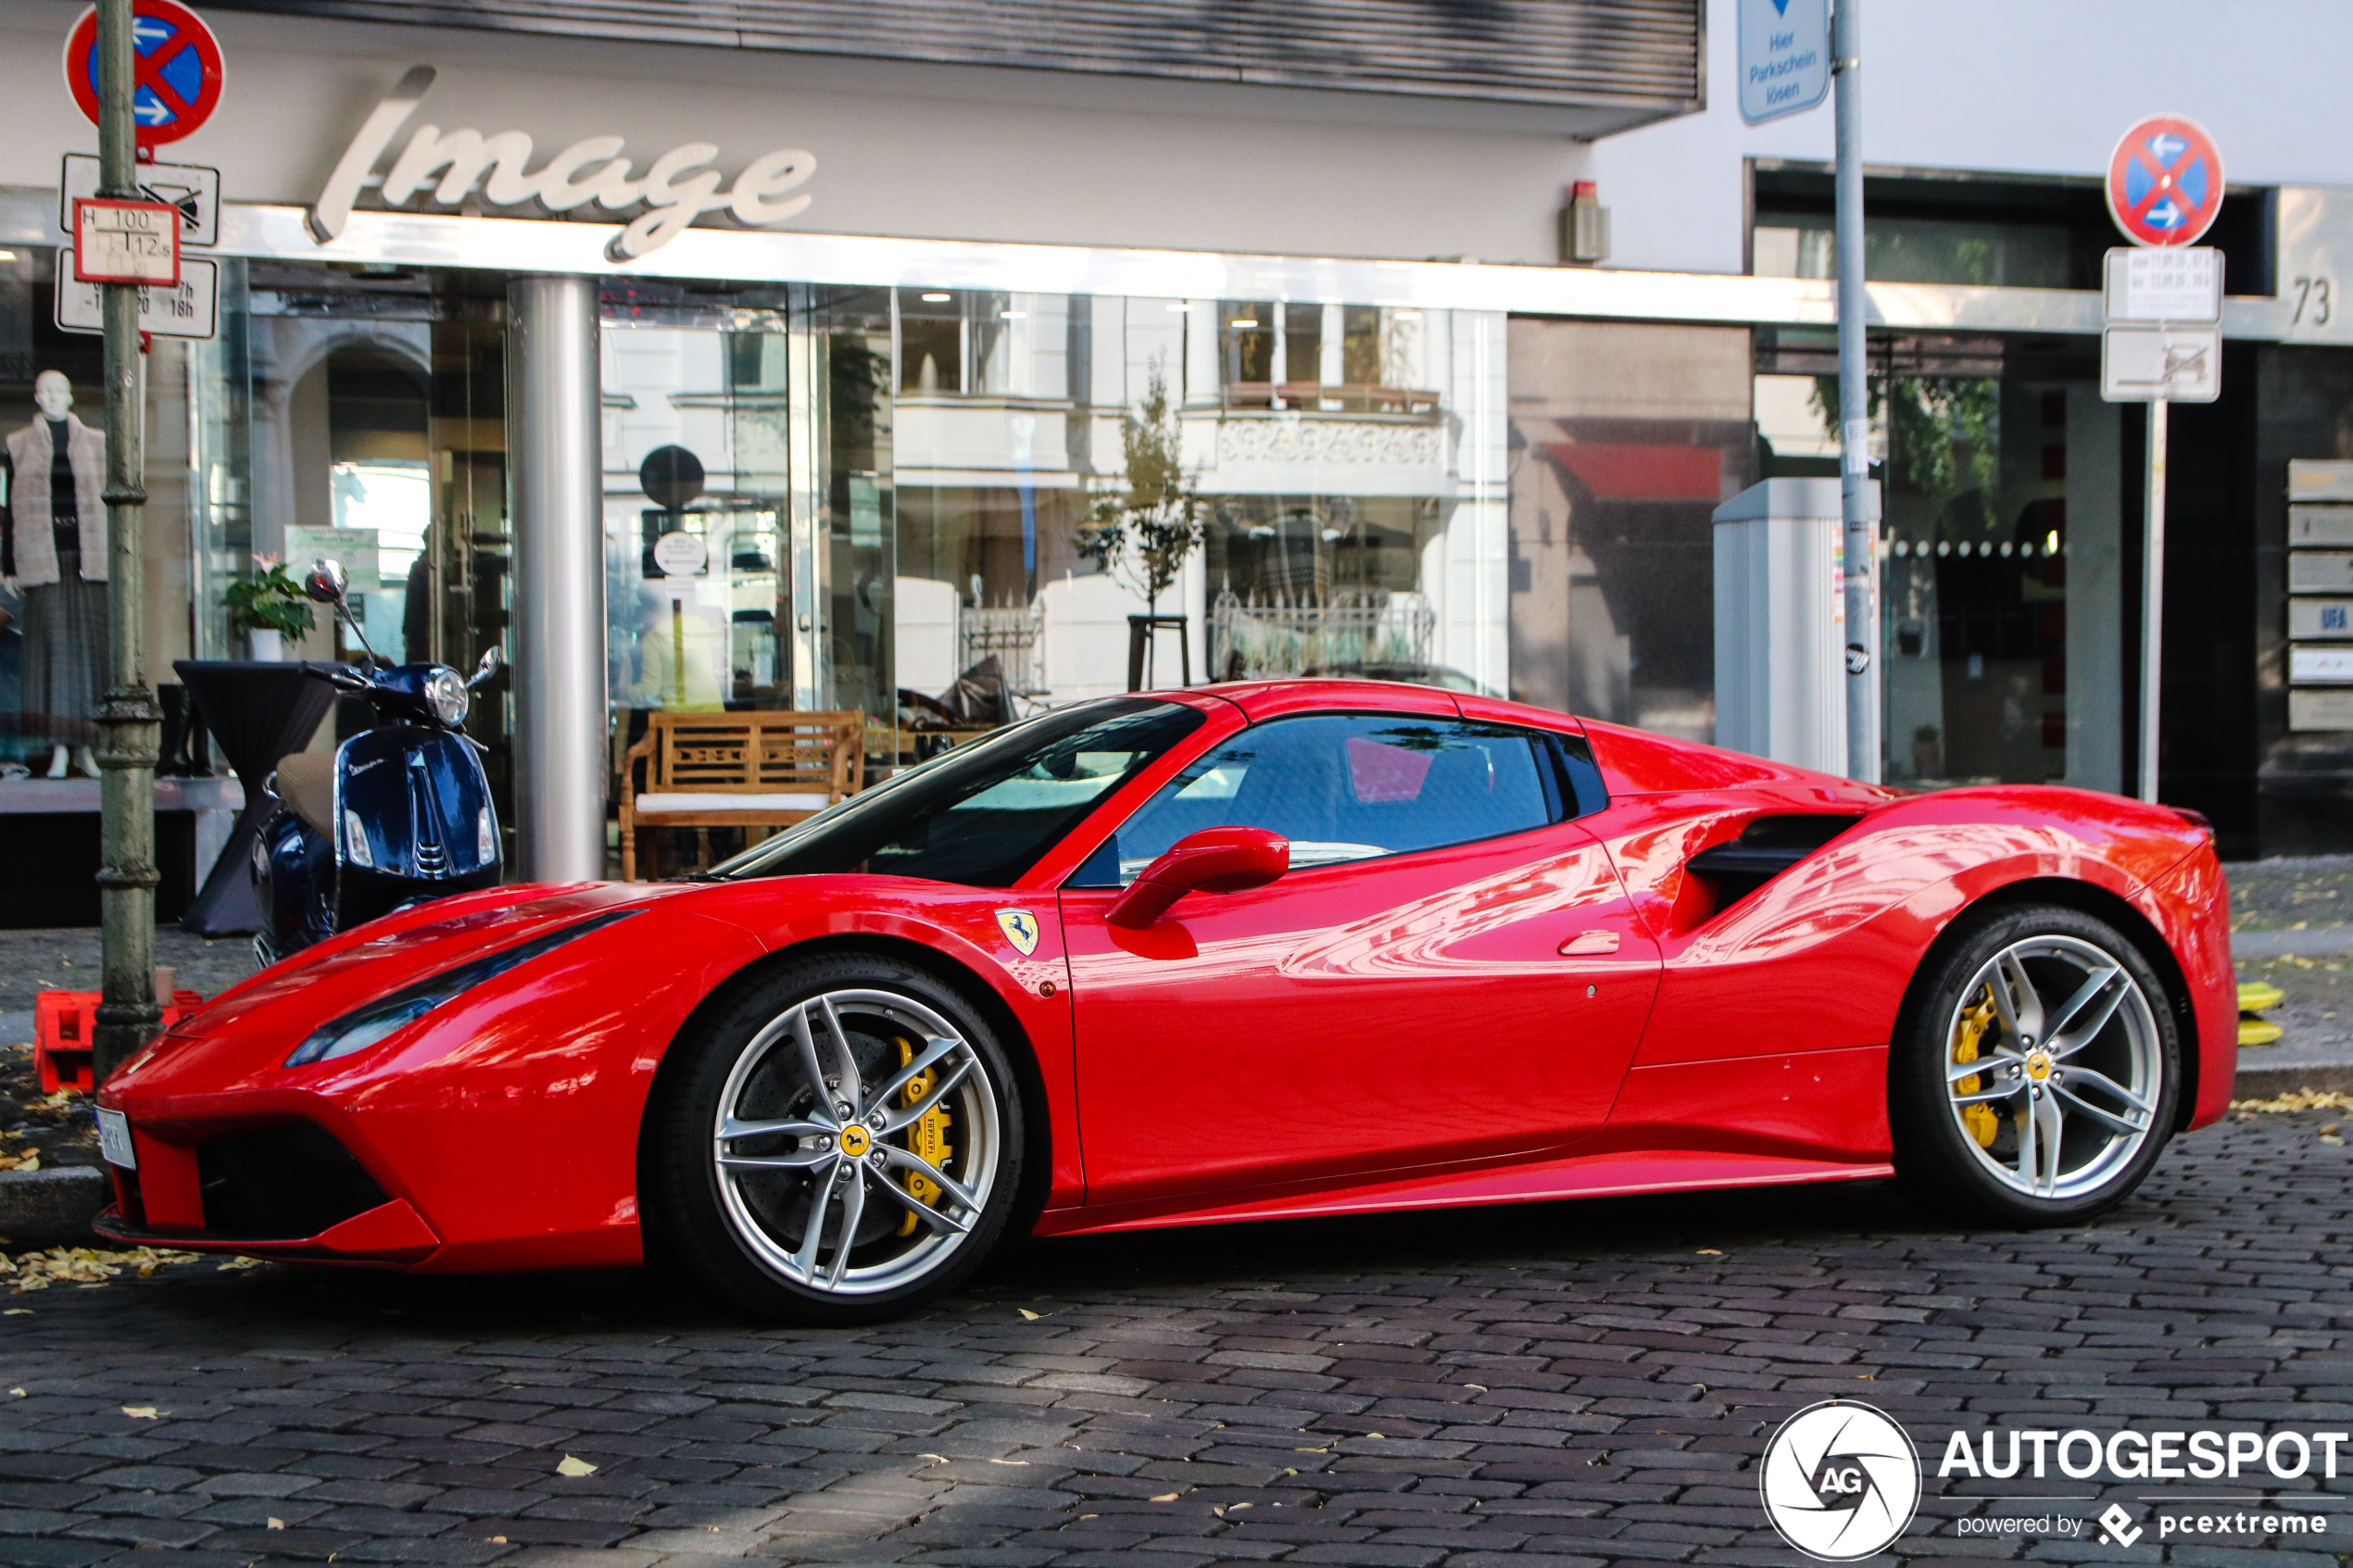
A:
[1558,930,1619,956]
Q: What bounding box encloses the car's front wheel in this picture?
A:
[1890,903,2179,1226]
[645,953,1025,1324]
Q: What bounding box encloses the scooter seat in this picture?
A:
[273,750,337,840]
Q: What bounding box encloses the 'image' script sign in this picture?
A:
[310,66,815,260]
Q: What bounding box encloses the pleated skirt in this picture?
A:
[22,547,105,747]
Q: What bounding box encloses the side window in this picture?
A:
[1073,713,1570,885]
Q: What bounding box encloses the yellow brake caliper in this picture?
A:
[895,1038,953,1236]
[1954,986,2000,1148]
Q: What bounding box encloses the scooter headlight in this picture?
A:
[424,666,470,726]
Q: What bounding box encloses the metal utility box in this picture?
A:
[1712,478,1877,774]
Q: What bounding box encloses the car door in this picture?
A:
[1059,710,1660,1208]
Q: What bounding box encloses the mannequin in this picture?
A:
[0,371,107,779]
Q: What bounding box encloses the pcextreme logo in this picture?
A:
[1758,1400,1922,1561]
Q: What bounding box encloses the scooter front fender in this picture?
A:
[335,726,502,933]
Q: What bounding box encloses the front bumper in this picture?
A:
[94,1113,441,1265]
[93,1193,440,1264]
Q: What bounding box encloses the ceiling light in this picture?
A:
[920,291,950,302]
[0,249,17,263]
[1229,319,1258,330]
[1000,310,1026,320]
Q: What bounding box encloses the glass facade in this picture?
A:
[50,260,1491,863]
[1756,330,2121,790]
[1505,319,1756,740]
[14,204,2332,869]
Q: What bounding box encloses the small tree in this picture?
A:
[1077,358,1202,684]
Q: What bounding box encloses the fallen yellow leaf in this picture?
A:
[1016,1308,1041,1320]
[120,1406,157,1419]
[556,1454,598,1477]
[1150,1492,1178,1501]
[487,1537,507,1544]
[1695,1248,1723,1255]
[267,1518,285,1531]
[7,1388,21,1397]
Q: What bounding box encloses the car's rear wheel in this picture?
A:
[645,953,1025,1324]
[1890,904,2179,1226]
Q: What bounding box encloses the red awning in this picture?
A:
[1544,442,1722,501]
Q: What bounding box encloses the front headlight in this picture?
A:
[283,909,636,1068]
[425,666,470,726]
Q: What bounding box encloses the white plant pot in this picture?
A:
[249,628,283,661]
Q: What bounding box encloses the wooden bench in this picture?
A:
[619,710,865,880]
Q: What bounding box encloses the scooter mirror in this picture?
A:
[304,558,349,605]
[469,645,505,688]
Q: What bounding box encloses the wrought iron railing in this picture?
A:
[1208,587,1434,681]
[962,601,1046,698]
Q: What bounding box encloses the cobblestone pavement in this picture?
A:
[2,1111,2349,1568]
[0,929,258,1017]
[2228,859,2353,1063]
[2230,859,2353,936]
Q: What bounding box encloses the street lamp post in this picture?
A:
[92,0,163,1084]
[1833,0,1879,784]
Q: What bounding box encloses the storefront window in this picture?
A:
[600,282,893,743]
[888,292,1503,709]
[1757,330,2122,789]
[1504,319,1755,738]
[0,245,108,768]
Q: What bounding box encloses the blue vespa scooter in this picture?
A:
[251,559,506,963]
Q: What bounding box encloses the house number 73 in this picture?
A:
[2293,275,2334,328]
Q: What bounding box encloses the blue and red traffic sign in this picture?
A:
[63,1,225,150]
[2107,115,2224,248]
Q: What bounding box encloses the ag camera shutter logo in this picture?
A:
[1759,1400,1922,1561]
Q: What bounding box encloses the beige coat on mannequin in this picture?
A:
[3,408,107,586]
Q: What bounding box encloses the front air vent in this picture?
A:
[1686,814,1862,907]
[198,1123,390,1239]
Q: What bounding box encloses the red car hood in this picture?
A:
[125,880,698,1077]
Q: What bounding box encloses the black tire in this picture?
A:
[1889,903,2179,1227]
[643,951,1026,1325]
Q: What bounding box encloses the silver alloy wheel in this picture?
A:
[711,987,1000,1296]
[1942,934,2162,1200]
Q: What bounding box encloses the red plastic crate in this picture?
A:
[33,989,205,1093]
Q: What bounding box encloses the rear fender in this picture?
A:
[1603,786,2210,1080]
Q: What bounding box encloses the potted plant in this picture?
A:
[1076,357,1203,687]
[223,555,316,660]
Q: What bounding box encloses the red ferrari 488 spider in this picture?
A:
[95,681,2233,1323]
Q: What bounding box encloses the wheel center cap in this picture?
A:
[838,1124,873,1159]
[2024,1050,2053,1082]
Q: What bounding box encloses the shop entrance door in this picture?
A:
[598,284,894,872]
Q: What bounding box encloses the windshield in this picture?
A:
[710,697,1206,887]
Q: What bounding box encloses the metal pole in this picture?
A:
[1831,0,1878,783]
[2139,396,2168,803]
[93,0,160,1084]
[506,274,608,882]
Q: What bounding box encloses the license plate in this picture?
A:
[95,1109,137,1170]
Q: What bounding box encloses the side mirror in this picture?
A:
[469,645,505,688]
[1105,826,1289,930]
[303,558,348,605]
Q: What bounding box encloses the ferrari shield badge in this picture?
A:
[995,909,1041,956]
